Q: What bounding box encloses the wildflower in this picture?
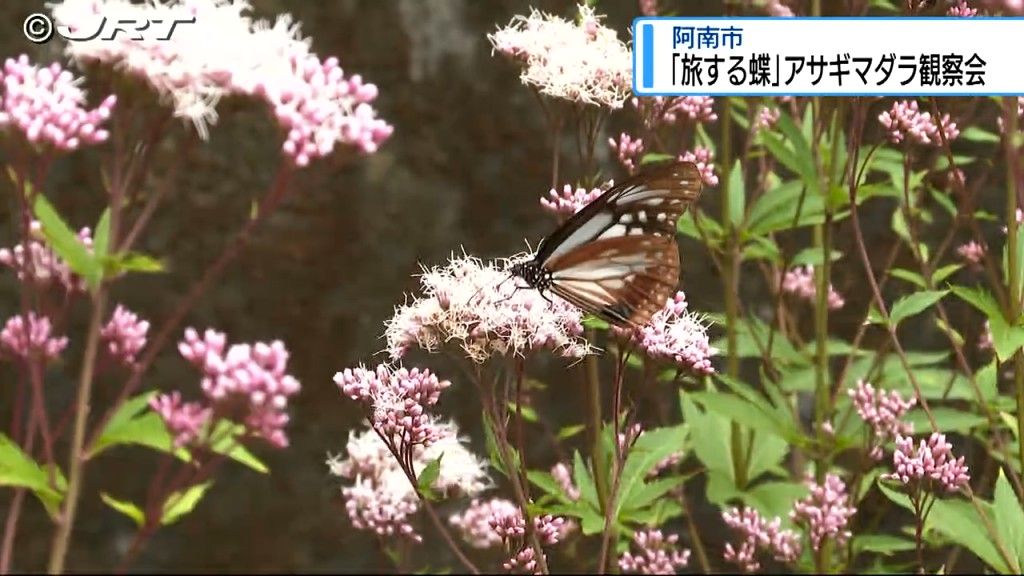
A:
[550,462,580,501]
[878,99,959,146]
[51,0,391,160]
[100,305,150,367]
[177,327,301,447]
[782,265,845,310]
[329,424,489,542]
[619,529,691,574]
[632,96,717,128]
[449,497,518,549]
[0,220,92,293]
[609,133,645,174]
[678,147,719,187]
[790,474,856,552]
[499,514,568,574]
[149,391,212,448]
[722,507,801,573]
[948,1,979,15]
[956,240,986,266]
[848,380,915,460]
[384,254,591,363]
[885,432,970,493]
[541,181,608,219]
[0,312,68,363]
[623,292,716,374]
[0,55,114,151]
[753,106,780,131]
[488,4,632,108]
[335,364,451,448]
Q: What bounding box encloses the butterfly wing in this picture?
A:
[537,161,703,327]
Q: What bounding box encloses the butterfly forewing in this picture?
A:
[526,161,703,328]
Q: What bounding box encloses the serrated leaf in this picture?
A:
[746,179,825,235]
[889,290,948,326]
[161,481,213,525]
[101,493,145,527]
[933,263,962,284]
[0,433,66,518]
[992,468,1024,568]
[889,268,926,288]
[616,425,687,516]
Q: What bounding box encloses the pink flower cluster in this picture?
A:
[765,0,796,16]
[158,327,301,448]
[609,133,645,174]
[678,147,719,187]
[488,4,632,108]
[948,1,979,15]
[790,474,856,552]
[878,100,959,146]
[52,0,391,161]
[149,391,212,448]
[885,432,971,493]
[449,498,570,572]
[632,96,717,128]
[449,497,519,549]
[624,291,716,374]
[848,380,915,460]
[540,181,609,220]
[0,312,68,364]
[754,106,780,131]
[551,462,581,501]
[722,507,800,573]
[0,55,114,151]
[619,529,691,574]
[335,364,451,448]
[257,54,393,166]
[385,255,591,363]
[956,240,986,266]
[100,305,150,367]
[501,514,568,574]
[330,424,489,542]
[782,265,845,310]
[0,220,92,293]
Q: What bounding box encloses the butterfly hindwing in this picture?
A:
[518,161,703,328]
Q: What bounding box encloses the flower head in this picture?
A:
[449,497,519,549]
[149,391,212,447]
[878,99,959,146]
[0,55,114,151]
[0,313,68,363]
[330,425,488,542]
[722,507,801,573]
[754,106,780,131]
[782,265,845,310]
[679,147,719,187]
[488,4,632,108]
[101,305,150,367]
[956,240,986,266]
[385,254,591,363]
[622,291,716,374]
[948,1,979,15]
[551,462,580,501]
[632,96,717,128]
[884,432,971,493]
[177,327,301,447]
[609,133,645,174]
[790,474,856,552]
[541,182,608,220]
[619,529,691,574]
[848,380,915,459]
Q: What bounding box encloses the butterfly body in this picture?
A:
[512,162,703,329]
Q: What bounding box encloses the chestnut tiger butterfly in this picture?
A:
[510,161,703,328]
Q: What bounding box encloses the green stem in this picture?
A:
[584,331,610,512]
[1004,97,1024,478]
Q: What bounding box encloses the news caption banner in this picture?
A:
[632,17,1024,96]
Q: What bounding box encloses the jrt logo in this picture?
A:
[23,12,196,44]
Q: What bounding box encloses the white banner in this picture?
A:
[632,17,1024,96]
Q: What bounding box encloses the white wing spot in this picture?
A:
[656,212,667,222]
[637,212,648,223]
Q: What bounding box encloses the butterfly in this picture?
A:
[510,161,703,329]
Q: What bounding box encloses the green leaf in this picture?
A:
[103,252,166,275]
[889,268,927,289]
[726,160,745,230]
[933,264,962,285]
[791,248,843,268]
[206,421,269,474]
[961,126,1000,144]
[90,392,181,458]
[853,534,916,557]
[950,285,1003,319]
[744,481,807,526]
[905,407,985,433]
[93,209,111,261]
[507,402,538,423]
[641,153,674,165]
[557,424,585,440]
[161,482,213,525]
[889,290,948,326]
[747,179,826,235]
[992,468,1024,568]
[616,425,687,516]
[949,285,1024,362]
[572,451,599,509]
[33,195,100,289]
[680,393,732,479]
[0,433,66,518]
[417,455,443,500]
[101,493,145,527]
